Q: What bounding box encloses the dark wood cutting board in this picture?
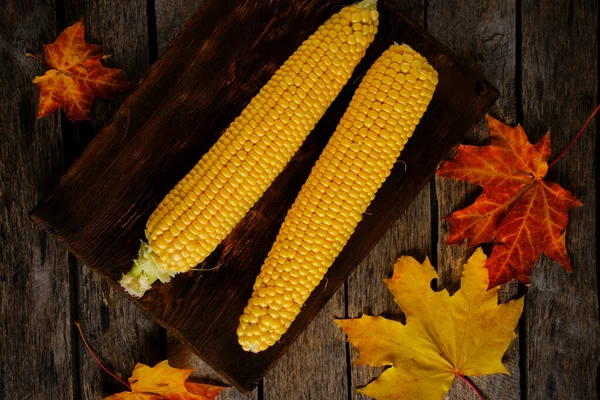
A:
[31,0,498,392]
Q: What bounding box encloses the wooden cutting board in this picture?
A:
[31,0,498,392]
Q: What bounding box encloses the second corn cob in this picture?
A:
[237,43,439,352]
[120,0,380,298]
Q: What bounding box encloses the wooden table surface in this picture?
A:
[1,0,597,399]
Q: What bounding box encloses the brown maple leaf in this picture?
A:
[437,115,582,287]
[29,18,132,122]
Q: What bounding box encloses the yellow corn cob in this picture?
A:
[237,43,438,352]
[120,0,380,298]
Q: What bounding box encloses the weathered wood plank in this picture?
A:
[521,1,599,398]
[155,0,201,55]
[346,3,427,399]
[428,0,520,398]
[264,290,347,400]
[347,191,431,399]
[58,1,164,398]
[0,1,75,399]
[155,0,258,397]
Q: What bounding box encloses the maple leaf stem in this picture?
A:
[455,372,485,400]
[25,53,51,67]
[548,103,600,169]
[74,322,132,391]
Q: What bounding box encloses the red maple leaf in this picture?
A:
[29,19,132,122]
[437,115,582,287]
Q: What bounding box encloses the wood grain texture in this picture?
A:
[346,2,427,399]
[30,0,498,392]
[427,0,521,398]
[155,0,201,55]
[155,0,258,398]
[347,190,431,399]
[263,289,348,400]
[521,1,600,398]
[0,1,74,398]
[429,0,517,291]
[57,1,164,398]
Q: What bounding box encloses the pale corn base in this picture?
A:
[119,242,176,298]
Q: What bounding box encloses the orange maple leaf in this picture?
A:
[29,18,132,122]
[103,360,226,400]
[437,115,582,287]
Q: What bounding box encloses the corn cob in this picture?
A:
[237,44,438,352]
[120,0,380,298]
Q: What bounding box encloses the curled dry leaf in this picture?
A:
[30,18,132,122]
[336,249,523,400]
[436,115,581,287]
[103,360,226,400]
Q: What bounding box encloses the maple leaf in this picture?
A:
[103,360,226,400]
[336,249,523,400]
[29,19,132,122]
[436,116,582,287]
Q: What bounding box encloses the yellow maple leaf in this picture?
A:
[103,360,226,400]
[336,248,524,400]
